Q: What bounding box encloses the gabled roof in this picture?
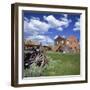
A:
[54,36,65,41]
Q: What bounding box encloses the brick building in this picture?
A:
[54,35,80,53]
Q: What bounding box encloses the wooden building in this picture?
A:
[54,35,80,53]
[54,36,65,46]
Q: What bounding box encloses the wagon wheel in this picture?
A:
[34,53,46,67]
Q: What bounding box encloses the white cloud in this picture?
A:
[24,17,39,35]
[44,15,61,28]
[63,14,68,18]
[31,16,40,20]
[24,19,30,31]
[30,18,50,32]
[57,27,63,31]
[24,17,29,22]
[44,14,71,30]
[24,14,71,36]
[24,17,50,35]
[26,35,54,45]
[73,18,80,31]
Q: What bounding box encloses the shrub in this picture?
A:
[24,63,42,77]
[24,56,61,77]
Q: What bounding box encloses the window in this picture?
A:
[57,41,58,44]
[61,40,64,44]
[66,41,70,45]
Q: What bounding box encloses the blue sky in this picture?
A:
[23,11,80,46]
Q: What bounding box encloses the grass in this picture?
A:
[24,51,80,77]
[42,51,80,76]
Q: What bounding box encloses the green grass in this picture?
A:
[24,51,80,77]
[42,51,80,76]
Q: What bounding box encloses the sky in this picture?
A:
[23,11,80,46]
